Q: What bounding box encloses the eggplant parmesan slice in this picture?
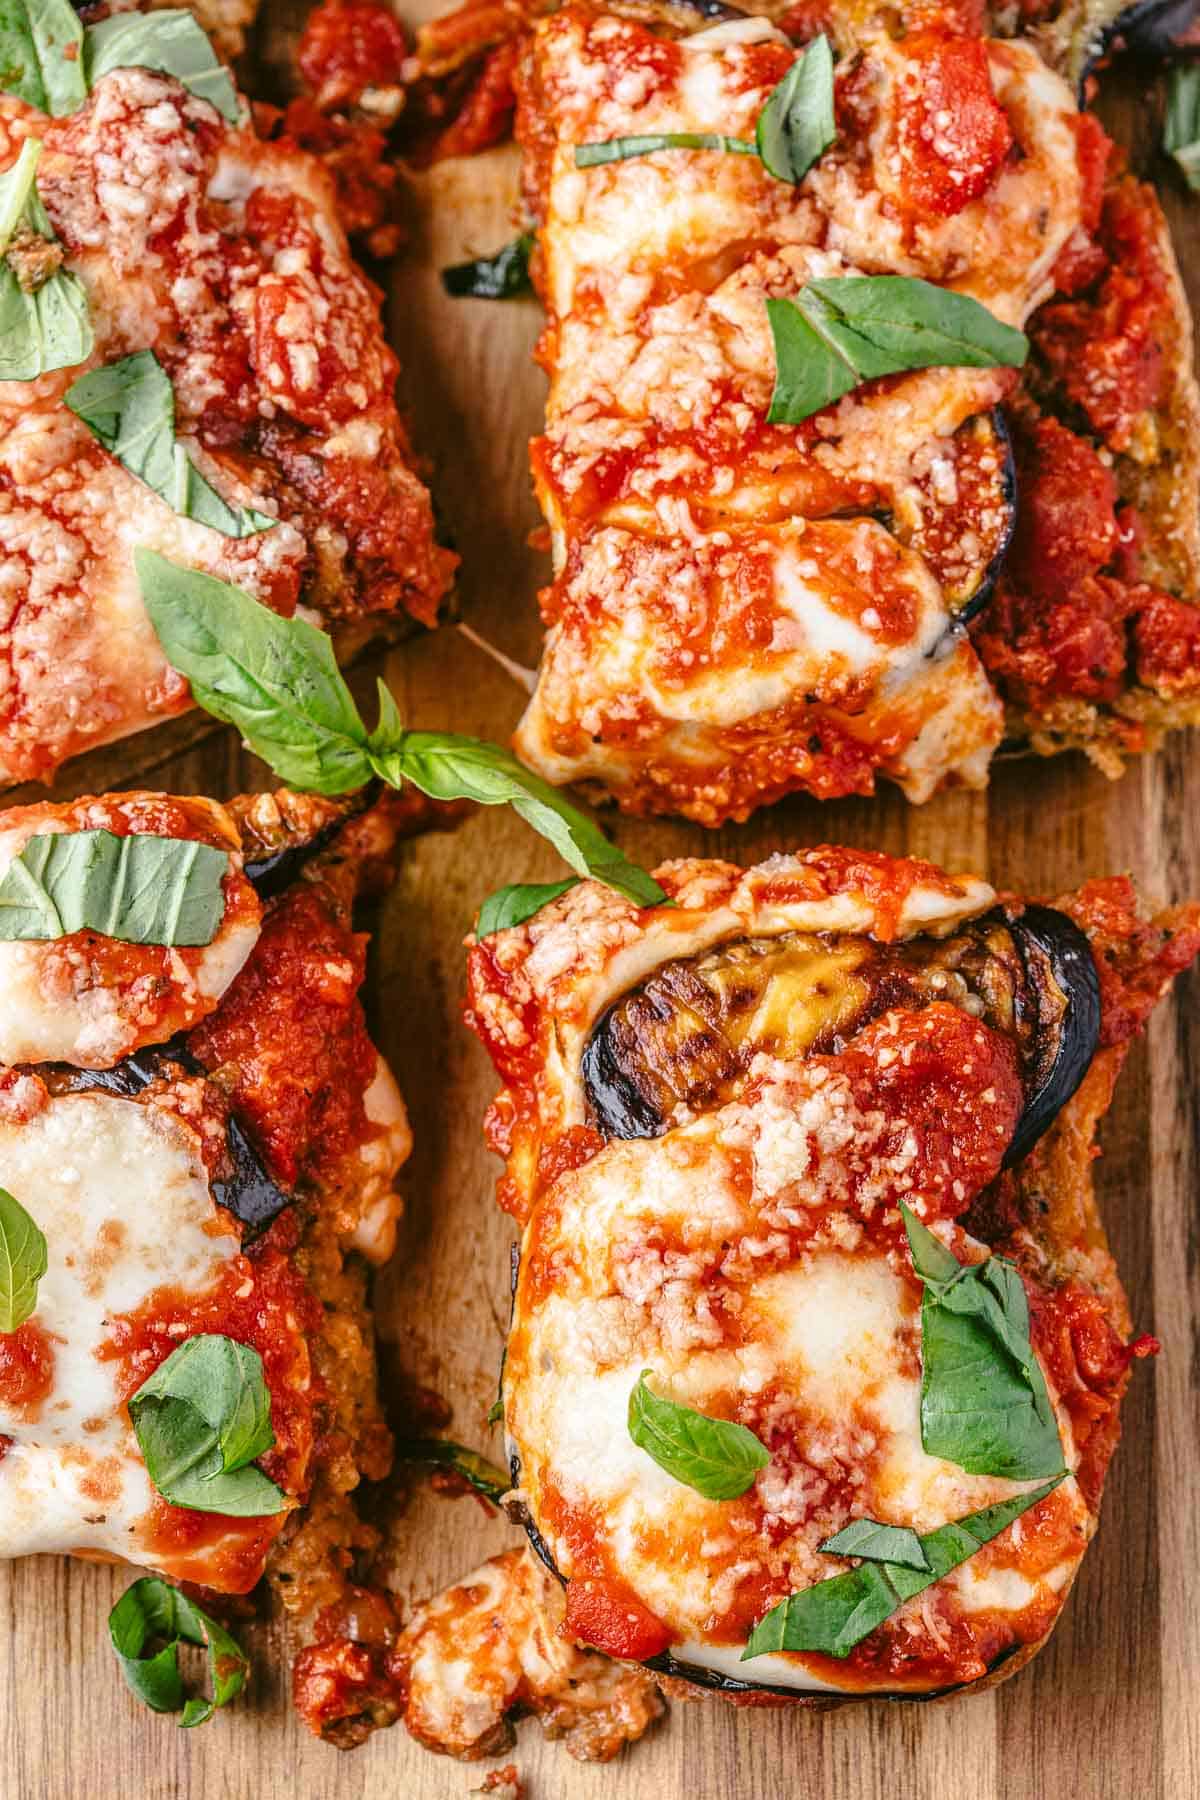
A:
[466,848,1200,1699]
[0,9,455,788]
[504,7,1102,823]
[0,786,412,1719]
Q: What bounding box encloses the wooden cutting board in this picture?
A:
[0,11,1196,1798]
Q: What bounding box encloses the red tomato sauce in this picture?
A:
[0,1322,55,1417]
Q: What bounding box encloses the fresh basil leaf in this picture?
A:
[0,828,229,946]
[575,131,757,168]
[0,1186,46,1333]
[130,1333,287,1518]
[901,1205,1065,1481]
[396,1438,510,1504]
[627,1370,770,1501]
[0,0,87,115]
[368,708,668,912]
[109,1577,248,1728]
[0,136,92,380]
[1165,65,1200,192]
[766,277,1028,425]
[84,9,239,122]
[476,878,579,936]
[67,351,274,538]
[135,549,376,795]
[486,1397,503,1426]
[756,36,834,184]
[744,1476,1064,1659]
[442,232,534,299]
[136,552,669,910]
[818,1518,930,1571]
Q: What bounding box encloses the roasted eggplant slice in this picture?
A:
[1001,904,1102,1166]
[54,1041,293,1235]
[582,904,1099,1168]
[898,411,1017,623]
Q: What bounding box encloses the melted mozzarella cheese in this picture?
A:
[507,1068,1090,1692]
[0,1093,243,1570]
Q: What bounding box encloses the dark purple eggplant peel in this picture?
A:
[581,903,1100,1172]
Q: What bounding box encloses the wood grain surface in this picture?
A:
[0,13,1196,1799]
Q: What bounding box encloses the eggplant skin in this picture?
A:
[60,1039,292,1235]
[953,410,1017,625]
[582,903,1099,1169]
[1000,904,1101,1168]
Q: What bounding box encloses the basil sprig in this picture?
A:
[0,3,238,121]
[135,549,667,915]
[0,137,93,380]
[1164,65,1200,192]
[0,1187,47,1333]
[129,1334,287,1518]
[109,1577,249,1728]
[901,1205,1065,1481]
[396,1438,510,1503]
[0,828,229,945]
[744,1477,1064,1660]
[628,1370,770,1501]
[67,351,275,538]
[576,131,758,168]
[819,1518,929,1571]
[476,878,579,936]
[442,232,534,300]
[766,277,1028,425]
[575,37,834,187]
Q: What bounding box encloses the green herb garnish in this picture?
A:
[84,10,239,122]
[0,137,93,380]
[109,1578,249,1727]
[0,828,229,945]
[628,1370,770,1501]
[766,277,1027,425]
[818,1518,930,1571]
[0,0,87,115]
[135,549,667,917]
[0,1187,46,1333]
[901,1204,1065,1481]
[67,351,275,538]
[396,1438,510,1503]
[744,1478,1064,1659]
[129,1334,287,1518]
[0,4,238,120]
[575,38,834,185]
[476,879,579,936]
[442,232,534,299]
[1164,65,1200,192]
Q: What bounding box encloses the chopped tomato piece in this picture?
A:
[1006,416,1119,603]
[562,1576,673,1661]
[896,32,1013,217]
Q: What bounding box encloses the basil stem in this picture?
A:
[396,1438,510,1504]
[575,132,756,167]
